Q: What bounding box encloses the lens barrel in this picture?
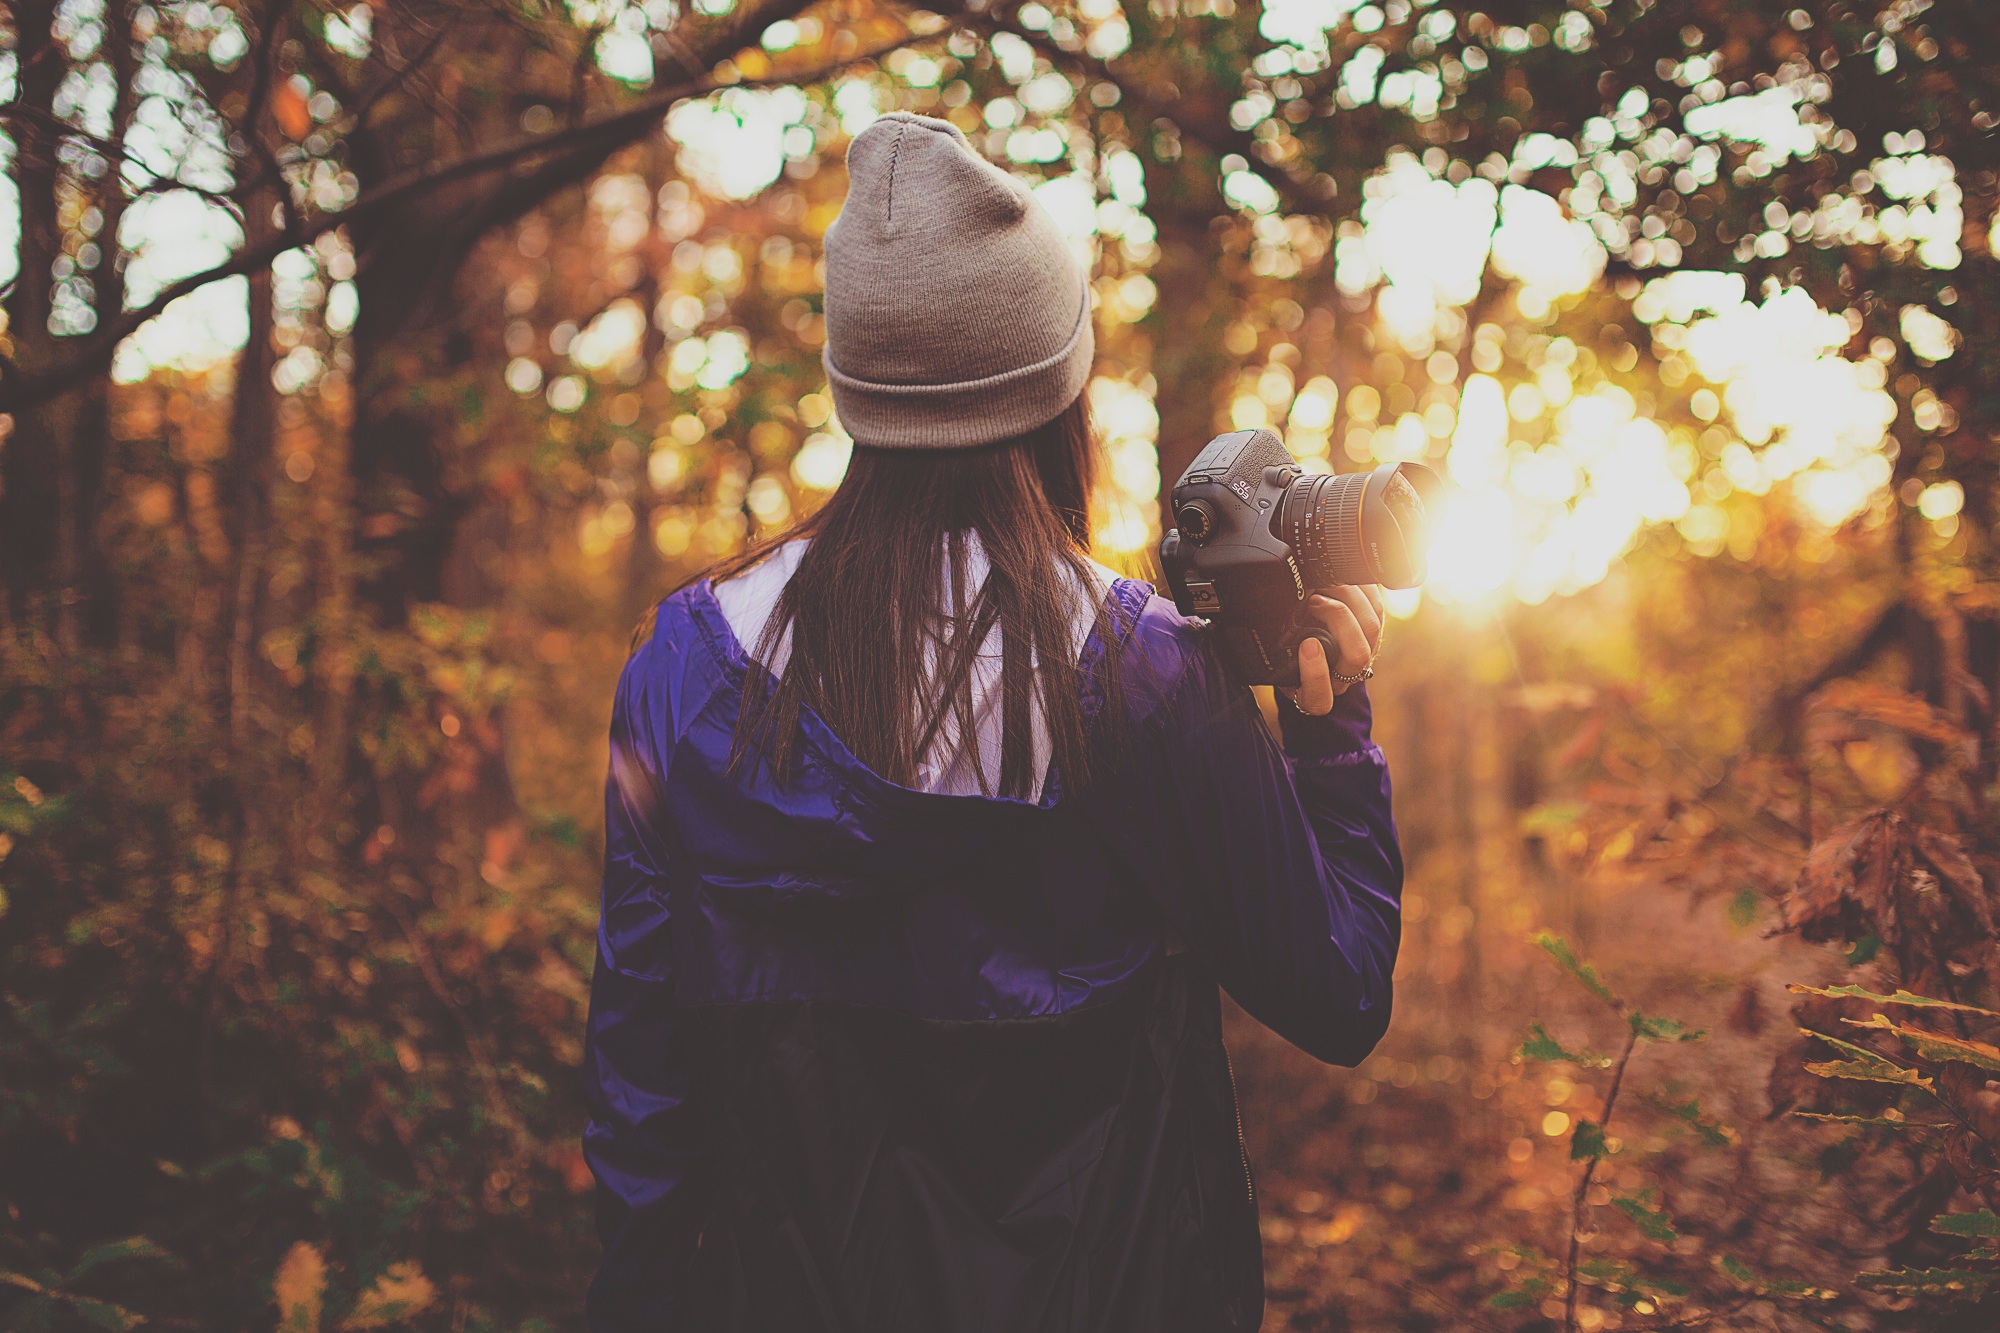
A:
[1276,461,1439,589]
[1279,472,1363,588]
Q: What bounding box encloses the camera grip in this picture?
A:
[1297,625,1338,676]
[1266,622,1336,691]
[1206,615,1337,689]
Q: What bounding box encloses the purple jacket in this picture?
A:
[584,576,1401,1331]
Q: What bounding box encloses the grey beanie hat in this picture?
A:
[821,112,1094,449]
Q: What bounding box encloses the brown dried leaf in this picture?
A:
[1810,679,1965,747]
[1913,827,1994,938]
[1778,811,1907,944]
[1944,1131,2000,1203]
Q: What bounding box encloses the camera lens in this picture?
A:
[1274,462,1440,589]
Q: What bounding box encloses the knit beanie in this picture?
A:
[821,112,1094,449]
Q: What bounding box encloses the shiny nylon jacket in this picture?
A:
[584,576,1403,1332]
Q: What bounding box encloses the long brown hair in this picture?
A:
[708,395,1119,799]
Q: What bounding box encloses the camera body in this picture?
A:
[1158,428,1438,688]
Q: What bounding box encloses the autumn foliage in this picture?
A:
[4,0,2000,1329]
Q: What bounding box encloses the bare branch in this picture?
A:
[345,11,461,128]
[128,176,247,215]
[0,105,135,165]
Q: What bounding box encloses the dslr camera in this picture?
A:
[1158,428,1440,688]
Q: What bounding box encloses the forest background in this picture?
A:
[4,0,2000,1329]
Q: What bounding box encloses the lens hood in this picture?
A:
[1357,461,1441,588]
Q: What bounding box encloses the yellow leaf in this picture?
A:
[340,1261,438,1330]
[1786,983,2000,1017]
[274,1242,327,1333]
[1845,1013,2000,1073]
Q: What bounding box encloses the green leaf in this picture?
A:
[534,812,584,850]
[67,1237,175,1281]
[1854,1268,1995,1298]
[67,1297,143,1332]
[1799,1030,1935,1091]
[1613,1193,1678,1243]
[1533,931,1620,1010]
[1717,1255,1838,1299]
[1844,1013,2000,1073]
[1520,801,1585,834]
[1845,934,1882,965]
[1485,1289,1535,1310]
[1931,1211,2000,1241]
[1629,1013,1705,1042]
[1644,1093,1735,1147]
[1575,1257,1639,1288]
[1727,887,1758,930]
[1789,983,2000,1018]
[1518,1022,1612,1068]
[1571,1119,1609,1161]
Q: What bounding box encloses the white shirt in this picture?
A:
[713,536,1118,801]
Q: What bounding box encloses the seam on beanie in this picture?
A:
[884,121,910,224]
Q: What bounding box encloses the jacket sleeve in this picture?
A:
[1096,630,1403,1066]
[583,643,707,1329]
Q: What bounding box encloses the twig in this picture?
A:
[126,175,248,212]
[344,10,461,128]
[1399,1278,1508,1333]
[1565,1022,1641,1333]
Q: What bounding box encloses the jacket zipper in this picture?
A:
[1221,1042,1255,1207]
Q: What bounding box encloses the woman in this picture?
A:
[584,112,1401,1332]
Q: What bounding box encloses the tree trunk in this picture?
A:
[68,0,141,649]
[2,0,70,625]
[1141,174,1234,526]
[224,257,278,745]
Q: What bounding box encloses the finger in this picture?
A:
[1325,586,1383,650]
[1318,587,1383,656]
[1308,598,1374,676]
[1292,634,1334,715]
[1316,582,1387,625]
[1326,606,1372,680]
[1359,582,1387,624]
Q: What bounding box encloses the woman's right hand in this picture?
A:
[1282,584,1385,716]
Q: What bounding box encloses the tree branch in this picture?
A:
[0,29,933,414]
[345,10,461,129]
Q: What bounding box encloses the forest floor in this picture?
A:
[1228,879,1877,1333]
